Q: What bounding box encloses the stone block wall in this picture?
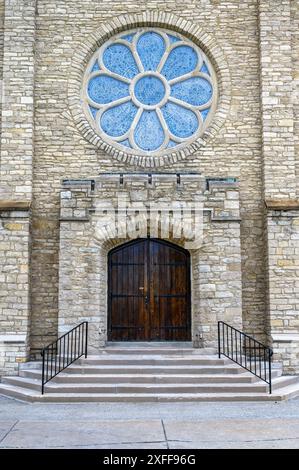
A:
[0,206,31,375]
[291,0,299,194]
[258,0,299,373]
[0,0,5,141]
[0,0,36,200]
[265,209,299,373]
[259,0,296,200]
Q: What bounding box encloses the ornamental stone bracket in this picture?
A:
[58,174,242,350]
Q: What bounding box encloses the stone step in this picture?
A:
[76,356,229,366]
[1,375,282,393]
[270,375,299,391]
[20,358,282,374]
[105,342,195,348]
[0,350,295,403]
[0,383,39,402]
[5,370,289,394]
[61,364,245,375]
[96,347,216,355]
[1,382,299,402]
[2,376,41,392]
[19,364,282,379]
[24,369,282,381]
[20,370,260,384]
[35,388,299,402]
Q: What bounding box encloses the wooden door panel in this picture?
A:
[108,239,190,341]
[149,239,190,341]
[108,240,148,341]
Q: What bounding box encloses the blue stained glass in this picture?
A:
[134,75,165,105]
[119,138,132,148]
[121,33,135,43]
[161,102,198,138]
[91,61,100,72]
[167,34,181,44]
[171,77,212,106]
[84,28,216,154]
[200,62,210,75]
[88,75,129,104]
[100,101,138,137]
[89,105,98,118]
[161,46,198,80]
[137,32,166,71]
[103,44,139,79]
[134,111,164,151]
[167,139,178,148]
[201,108,210,121]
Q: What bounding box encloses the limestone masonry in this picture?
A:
[0,0,299,376]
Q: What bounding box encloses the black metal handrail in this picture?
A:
[218,321,273,394]
[41,321,88,394]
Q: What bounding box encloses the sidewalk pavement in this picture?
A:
[0,396,299,449]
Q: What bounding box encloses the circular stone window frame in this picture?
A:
[69,11,231,168]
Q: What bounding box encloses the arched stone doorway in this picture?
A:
[58,175,243,351]
[108,238,191,341]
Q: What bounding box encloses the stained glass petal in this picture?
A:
[88,75,129,104]
[134,111,165,151]
[161,102,199,138]
[102,43,139,79]
[161,45,198,80]
[171,77,213,106]
[201,108,210,121]
[136,32,166,71]
[100,101,138,137]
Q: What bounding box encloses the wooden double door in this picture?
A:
[108,238,191,341]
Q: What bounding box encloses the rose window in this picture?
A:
[83,28,217,155]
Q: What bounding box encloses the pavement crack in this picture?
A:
[183,436,299,444]
[0,440,167,449]
[161,419,169,449]
[0,420,19,445]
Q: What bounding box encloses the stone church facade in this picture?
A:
[0,0,299,377]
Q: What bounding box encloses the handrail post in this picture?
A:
[218,321,221,358]
[269,350,272,394]
[40,321,88,395]
[217,321,275,392]
[85,321,88,358]
[41,350,45,395]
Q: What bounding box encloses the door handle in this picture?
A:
[139,287,149,304]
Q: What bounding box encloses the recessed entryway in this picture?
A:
[108,238,191,341]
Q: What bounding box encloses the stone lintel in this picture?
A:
[206,177,238,191]
[265,199,299,211]
[59,218,90,222]
[272,334,299,343]
[0,334,27,344]
[211,216,241,223]
[62,179,95,187]
[0,200,31,211]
